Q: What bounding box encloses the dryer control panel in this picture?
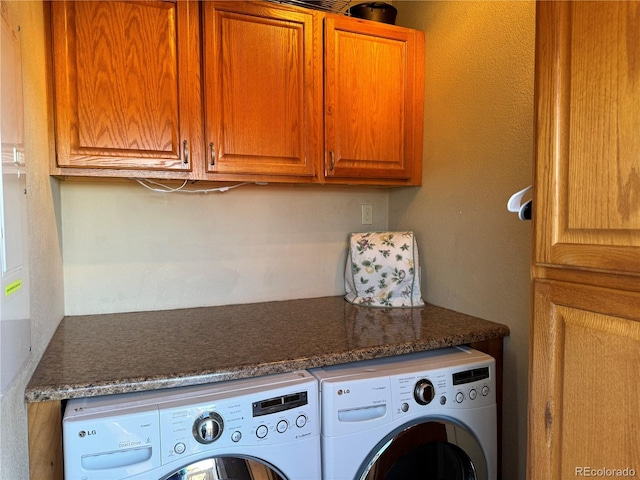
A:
[390,359,495,420]
[311,346,496,435]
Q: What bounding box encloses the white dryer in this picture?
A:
[310,346,497,480]
[62,371,320,480]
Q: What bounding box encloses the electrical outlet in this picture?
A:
[361,204,373,225]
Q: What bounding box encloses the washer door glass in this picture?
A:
[162,457,286,480]
[359,419,487,480]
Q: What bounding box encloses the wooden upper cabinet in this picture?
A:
[50,0,202,175]
[534,2,640,274]
[202,1,322,181]
[323,15,424,185]
[49,0,424,185]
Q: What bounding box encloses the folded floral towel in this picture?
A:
[345,231,424,308]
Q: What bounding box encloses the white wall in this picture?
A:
[0,2,65,479]
[61,183,389,314]
[392,2,535,478]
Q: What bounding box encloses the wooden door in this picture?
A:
[529,3,640,478]
[529,280,640,479]
[51,1,202,175]
[202,1,322,181]
[324,16,424,185]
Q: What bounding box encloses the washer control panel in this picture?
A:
[62,371,318,480]
[159,384,317,466]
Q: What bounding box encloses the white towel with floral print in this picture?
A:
[345,231,424,308]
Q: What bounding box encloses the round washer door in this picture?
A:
[358,419,488,480]
[161,456,286,480]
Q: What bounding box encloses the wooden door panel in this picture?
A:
[330,30,405,170]
[534,2,640,273]
[51,0,200,172]
[203,2,321,178]
[529,280,640,479]
[74,2,177,154]
[324,16,423,182]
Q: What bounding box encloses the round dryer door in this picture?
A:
[162,457,286,480]
[358,419,488,480]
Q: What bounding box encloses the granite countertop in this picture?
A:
[25,296,509,402]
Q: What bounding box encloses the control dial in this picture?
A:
[414,378,435,405]
[193,412,224,444]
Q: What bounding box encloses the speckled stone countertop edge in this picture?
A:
[25,330,507,403]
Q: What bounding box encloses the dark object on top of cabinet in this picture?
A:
[348,2,397,24]
[270,0,351,14]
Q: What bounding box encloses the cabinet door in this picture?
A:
[534,2,640,274]
[324,16,424,185]
[51,1,202,174]
[528,280,640,479]
[202,1,322,180]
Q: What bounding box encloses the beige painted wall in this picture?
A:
[0,1,65,478]
[61,183,389,314]
[392,2,535,478]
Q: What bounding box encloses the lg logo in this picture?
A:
[78,430,96,438]
[337,389,351,396]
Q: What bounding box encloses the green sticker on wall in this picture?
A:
[5,279,22,297]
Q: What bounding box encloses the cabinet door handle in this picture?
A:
[209,142,216,166]
[329,150,335,172]
[182,140,189,165]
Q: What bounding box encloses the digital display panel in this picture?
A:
[453,367,490,385]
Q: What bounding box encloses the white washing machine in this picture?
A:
[62,370,320,480]
[310,346,497,480]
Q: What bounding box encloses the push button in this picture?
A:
[277,420,288,433]
[256,425,268,439]
[296,415,307,428]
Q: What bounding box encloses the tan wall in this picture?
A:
[392,2,535,478]
[0,1,65,478]
[60,183,389,314]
